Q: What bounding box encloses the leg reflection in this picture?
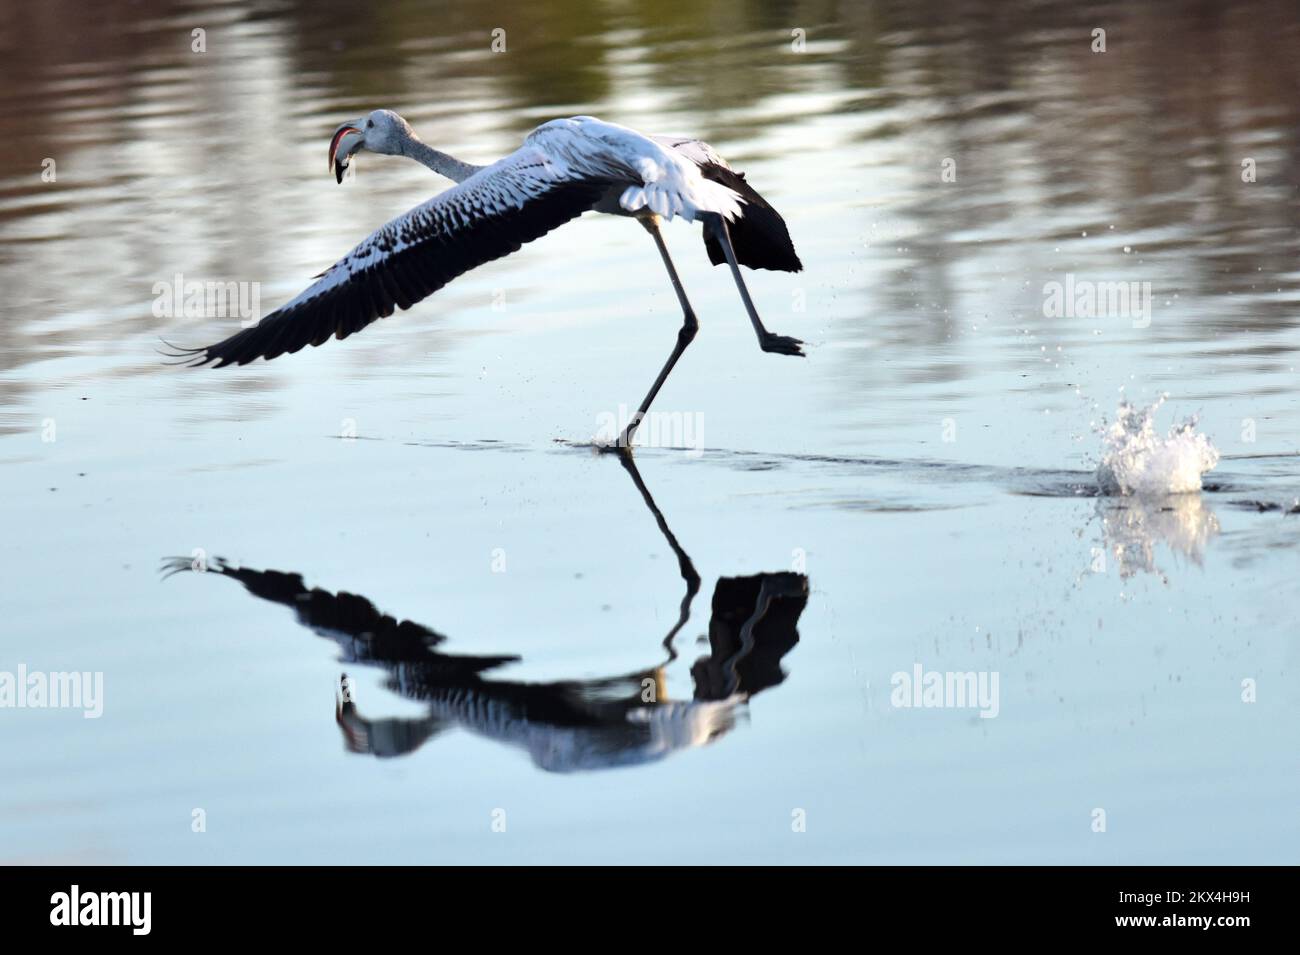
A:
[164,461,808,770]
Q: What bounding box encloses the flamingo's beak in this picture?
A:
[329,121,365,183]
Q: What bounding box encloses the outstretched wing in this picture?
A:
[531,117,745,223]
[171,147,611,367]
[653,135,803,273]
[651,135,730,170]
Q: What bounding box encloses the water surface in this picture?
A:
[1,0,1298,864]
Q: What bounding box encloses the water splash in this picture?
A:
[1096,399,1220,495]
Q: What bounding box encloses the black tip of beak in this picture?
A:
[328,123,362,184]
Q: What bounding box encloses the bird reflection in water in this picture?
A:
[163,454,808,771]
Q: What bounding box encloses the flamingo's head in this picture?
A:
[328,109,415,183]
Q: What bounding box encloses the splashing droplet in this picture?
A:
[1095,399,1220,495]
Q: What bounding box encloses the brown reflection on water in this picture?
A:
[0,0,1298,428]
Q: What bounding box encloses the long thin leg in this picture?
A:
[703,212,805,357]
[614,451,701,661]
[613,216,700,451]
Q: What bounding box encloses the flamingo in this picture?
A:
[170,112,804,449]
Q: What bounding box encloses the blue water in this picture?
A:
[1,0,1297,863]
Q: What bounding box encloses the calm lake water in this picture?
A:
[2,0,1298,864]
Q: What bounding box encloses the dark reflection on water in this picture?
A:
[162,454,808,771]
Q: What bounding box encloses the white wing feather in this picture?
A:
[527,116,744,222]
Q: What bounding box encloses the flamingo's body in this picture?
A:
[172,112,804,449]
[330,113,801,275]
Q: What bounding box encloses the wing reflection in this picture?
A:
[163,455,807,771]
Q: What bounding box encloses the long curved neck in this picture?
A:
[401,135,483,183]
